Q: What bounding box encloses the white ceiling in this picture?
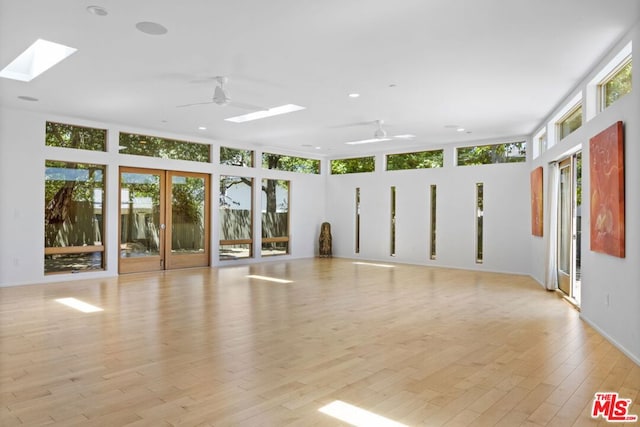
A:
[1,0,638,156]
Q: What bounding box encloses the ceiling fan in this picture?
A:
[176,76,262,110]
[344,120,415,145]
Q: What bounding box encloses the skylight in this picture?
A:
[224,104,305,123]
[0,39,77,82]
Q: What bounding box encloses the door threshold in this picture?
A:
[555,290,581,311]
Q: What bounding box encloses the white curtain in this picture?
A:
[545,162,559,290]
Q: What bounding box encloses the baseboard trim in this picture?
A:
[580,314,640,367]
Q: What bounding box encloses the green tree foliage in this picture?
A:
[119,132,210,162]
[457,142,526,166]
[330,156,376,174]
[46,122,106,151]
[261,152,320,174]
[386,150,443,171]
[604,60,632,108]
[220,147,253,167]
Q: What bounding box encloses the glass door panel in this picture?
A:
[558,161,572,295]
[119,168,164,273]
[165,171,210,269]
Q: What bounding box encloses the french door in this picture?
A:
[119,167,210,274]
[557,154,582,304]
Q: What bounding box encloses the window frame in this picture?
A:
[45,121,107,152]
[119,132,211,163]
[330,156,376,174]
[599,55,632,111]
[261,179,290,256]
[219,175,254,260]
[44,161,106,274]
[456,141,526,166]
[220,147,254,167]
[557,103,583,141]
[261,152,320,174]
[385,149,444,171]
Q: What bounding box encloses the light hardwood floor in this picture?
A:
[1,258,638,426]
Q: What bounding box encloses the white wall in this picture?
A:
[0,108,325,287]
[326,142,531,275]
[530,23,640,364]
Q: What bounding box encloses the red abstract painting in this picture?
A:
[590,121,625,258]
[530,167,543,237]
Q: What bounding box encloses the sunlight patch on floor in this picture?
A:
[319,400,408,427]
[55,297,103,313]
[353,261,395,268]
[246,274,293,283]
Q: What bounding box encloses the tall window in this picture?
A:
[46,122,107,151]
[219,176,253,260]
[390,186,396,256]
[476,183,484,264]
[601,58,632,109]
[262,179,289,256]
[44,161,105,273]
[558,105,582,140]
[430,185,437,260]
[355,188,361,254]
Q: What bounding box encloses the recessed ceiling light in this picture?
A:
[348,93,360,98]
[225,104,305,123]
[17,95,38,102]
[314,146,322,150]
[345,137,392,145]
[135,21,168,35]
[198,126,207,130]
[456,127,465,132]
[0,39,77,82]
[393,134,416,139]
[86,5,108,16]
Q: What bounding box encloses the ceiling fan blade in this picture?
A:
[229,101,265,111]
[176,101,215,108]
[328,120,377,129]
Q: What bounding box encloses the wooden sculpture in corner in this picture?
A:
[319,222,332,258]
